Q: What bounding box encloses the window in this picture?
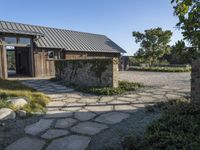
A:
[4,37,31,45]
[48,51,55,59]
[5,37,17,44]
[18,38,31,45]
[54,50,60,59]
[6,45,15,50]
[48,50,63,59]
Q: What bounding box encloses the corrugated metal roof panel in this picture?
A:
[0,20,126,53]
[0,28,44,36]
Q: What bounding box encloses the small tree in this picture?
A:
[171,0,200,49]
[133,28,172,65]
[166,40,188,64]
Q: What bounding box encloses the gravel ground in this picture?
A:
[120,71,191,89]
[0,115,42,150]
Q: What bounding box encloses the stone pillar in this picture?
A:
[112,58,119,88]
[191,59,200,103]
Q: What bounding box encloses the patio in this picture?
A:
[4,76,190,150]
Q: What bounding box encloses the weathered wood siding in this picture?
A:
[33,49,120,77]
[34,49,55,77]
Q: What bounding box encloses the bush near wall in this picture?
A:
[128,66,191,72]
[78,81,143,95]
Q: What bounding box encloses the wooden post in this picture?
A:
[0,43,3,78]
[0,40,8,79]
[30,38,35,77]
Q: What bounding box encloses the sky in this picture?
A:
[0,0,183,55]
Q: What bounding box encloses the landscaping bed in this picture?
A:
[77,81,144,95]
[0,79,49,114]
[128,66,191,72]
[123,100,200,150]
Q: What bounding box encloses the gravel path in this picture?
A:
[120,71,191,89]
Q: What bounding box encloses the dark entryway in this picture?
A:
[7,46,31,77]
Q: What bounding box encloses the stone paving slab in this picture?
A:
[25,119,54,135]
[46,101,66,108]
[166,94,182,99]
[85,105,114,113]
[45,110,73,119]
[74,111,96,121]
[55,118,78,129]
[71,121,108,135]
[41,129,69,139]
[95,112,130,124]
[114,105,138,113]
[77,97,99,104]
[138,96,157,103]
[46,135,90,150]
[5,137,45,150]
[99,96,114,103]
[62,106,82,112]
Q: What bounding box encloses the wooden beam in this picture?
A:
[30,38,35,77]
[1,40,8,79]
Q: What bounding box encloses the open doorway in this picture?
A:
[7,46,32,77]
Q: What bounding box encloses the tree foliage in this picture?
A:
[165,40,197,64]
[171,0,200,49]
[133,28,172,65]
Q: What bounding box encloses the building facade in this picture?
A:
[0,21,125,79]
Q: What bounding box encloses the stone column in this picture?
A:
[191,59,200,103]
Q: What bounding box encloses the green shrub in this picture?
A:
[123,101,200,150]
[128,66,191,72]
[79,87,125,96]
[119,81,143,91]
[78,81,143,96]
[0,92,9,100]
[0,99,12,109]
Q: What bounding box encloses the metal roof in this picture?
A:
[0,28,44,36]
[0,21,126,53]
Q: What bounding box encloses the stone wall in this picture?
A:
[191,59,200,103]
[55,58,119,88]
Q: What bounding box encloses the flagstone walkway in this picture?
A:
[5,79,190,150]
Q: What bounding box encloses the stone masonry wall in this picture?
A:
[191,59,200,103]
[55,58,119,88]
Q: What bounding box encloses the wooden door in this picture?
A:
[15,47,31,76]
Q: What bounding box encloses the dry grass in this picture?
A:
[0,79,49,113]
